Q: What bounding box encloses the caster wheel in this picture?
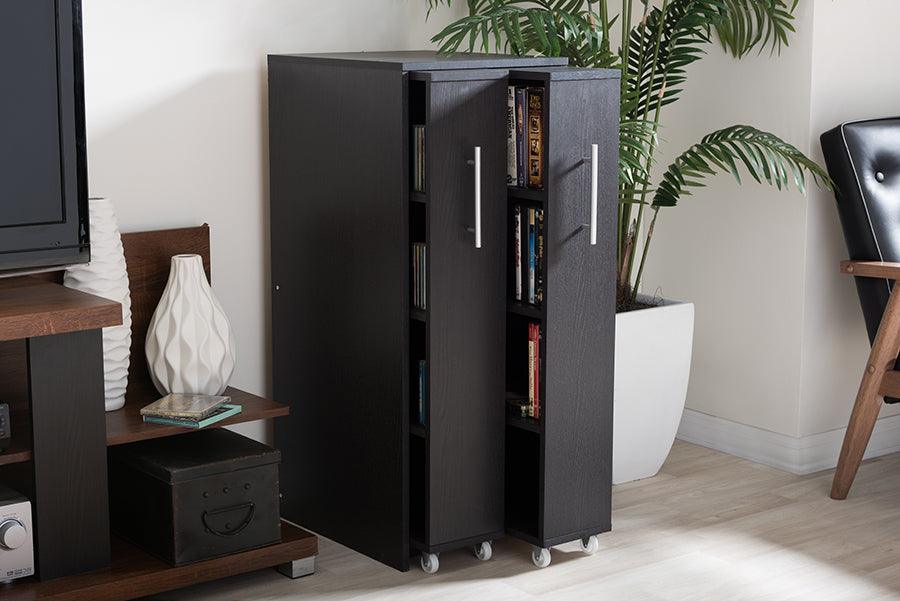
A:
[474,540,493,561]
[532,546,551,568]
[420,552,439,574]
[580,535,599,555]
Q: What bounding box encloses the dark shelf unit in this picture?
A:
[268,51,616,572]
[503,68,618,557]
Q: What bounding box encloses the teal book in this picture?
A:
[142,404,242,429]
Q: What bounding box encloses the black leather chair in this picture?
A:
[821,118,900,499]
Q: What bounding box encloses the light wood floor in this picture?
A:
[155,441,900,600]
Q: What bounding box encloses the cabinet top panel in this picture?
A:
[268,50,568,71]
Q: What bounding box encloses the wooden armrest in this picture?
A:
[841,260,900,279]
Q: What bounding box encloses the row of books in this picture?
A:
[506,85,544,190]
[412,242,427,310]
[413,125,426,193]
[140,393,242,429]
[416,359,427,426]
[527,322,542,419]
[513,205,544,306]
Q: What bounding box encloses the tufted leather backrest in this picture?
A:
[821,118,900,345]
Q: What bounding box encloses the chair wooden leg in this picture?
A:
[831,287,900,499]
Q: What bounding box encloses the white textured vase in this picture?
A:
[146,254,236,396]
[63,198,132,412]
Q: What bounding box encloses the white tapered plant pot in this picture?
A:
[613,297,694,485]
[145,254,236,396]
[63,198,132,412]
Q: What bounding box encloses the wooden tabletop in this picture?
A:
[0,277,122,342]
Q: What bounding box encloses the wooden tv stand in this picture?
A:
[0,225,316,600]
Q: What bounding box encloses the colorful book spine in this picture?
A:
[534,324,541,419]
[528,323,536,418]
[515,87,527,188]
[412,243,427,310]
[536,209,544,305]
[528,208,536,304]
[506,86,517,186]
[527,87,544,189]
[417,359,427,426]
[514,205,522,301]
[413,126,425,193]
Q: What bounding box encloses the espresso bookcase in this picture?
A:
[268,51,617,572]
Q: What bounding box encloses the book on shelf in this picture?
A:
[508,85,544,190]
[413,125,425,193]
[140,393,230,420]
[412,242,427,310]
[142,404,242,429]
[526,87,544,189]
[528,322,541,419]
[511,203,544,308]
[506,86,517,185]
[417,359,427,426]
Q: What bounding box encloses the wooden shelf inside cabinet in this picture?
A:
[410,422,425,438]
[506,413,540,434]
[410,308,427,322]
[507,300,543,320]
[411,192,427,205]
[507,187,546,204]
[0,521,317,601]
[106,386,289,446]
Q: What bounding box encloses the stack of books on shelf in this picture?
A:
[412,242,427,310]
[413,125,425,193]
[417,359,427,426]
[527,322,541,419]
[512,204,544,306]
[140,393,241,429]
[506,85,544,189]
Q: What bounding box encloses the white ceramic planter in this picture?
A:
[613,297,694,484]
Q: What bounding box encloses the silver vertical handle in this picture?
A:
[590,143,598,246]
[474,146,482,249]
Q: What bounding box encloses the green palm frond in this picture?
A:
[429,1,618,68]
[713,0,799,58]
[619,118,657,198]
[654,125,831,208]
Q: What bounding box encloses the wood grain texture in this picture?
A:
[831,286,900,499]
[841,260,900,279]
[532,73,618,546]
[105,386,288,446]
[269,57,410,570]
[28,329,111,579]
[137,441,900,601]
[1,522,316,601]
[0,277,121,342]
[272,51,567,72]
[120,225,211,399]
[425,71,507,548]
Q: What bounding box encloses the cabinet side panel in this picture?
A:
[427,75,507,546]
[269,59,409,570]
[542,78,618,542]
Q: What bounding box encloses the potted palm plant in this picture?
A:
[426,0,831,482]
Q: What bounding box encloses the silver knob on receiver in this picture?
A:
[0,519,26,550]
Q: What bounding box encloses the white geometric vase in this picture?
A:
[63,198,133,412]
[145,254,236,396]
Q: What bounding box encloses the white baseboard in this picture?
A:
[676,408,900,475]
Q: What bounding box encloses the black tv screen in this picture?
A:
[0,0,89,271]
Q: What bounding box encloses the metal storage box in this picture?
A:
[108,428,281,565]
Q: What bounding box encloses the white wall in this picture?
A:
[799,0,900,437]
[643,2,815,438]
[650,0,900,471]
[82,0,464,441]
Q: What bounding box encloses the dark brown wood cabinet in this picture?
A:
[268,51,617,572]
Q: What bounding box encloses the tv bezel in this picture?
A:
[0,0,90,272]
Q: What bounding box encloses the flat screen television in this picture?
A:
[0,0,89,271]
